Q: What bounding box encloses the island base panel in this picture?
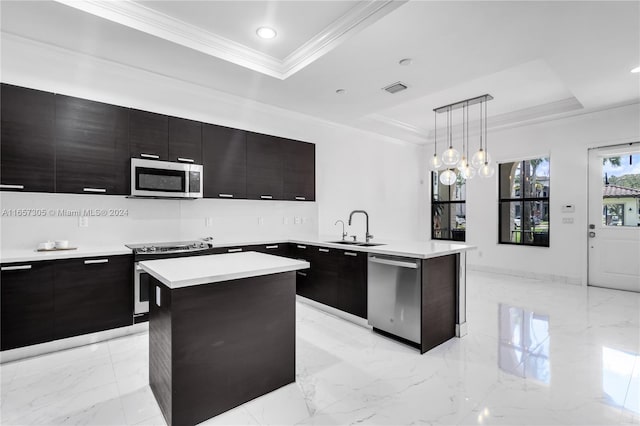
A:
[149,272,296,426]
[421,254,457,353]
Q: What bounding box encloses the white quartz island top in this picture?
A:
[139,251,310,289]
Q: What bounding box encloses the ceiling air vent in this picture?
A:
[382,81,408,94]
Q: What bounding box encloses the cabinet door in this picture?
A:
[0,84,55,192]
[55,95,129,195]
[168,117,202,164]
[130,109,169,161]
[246,132,283,200]
[337,250,367,318]
[54,255,133,340]
[308,247,339,308]
[202,124,246,199]
[282,138,315,201]
[1,262,55,350]
[290,244,312,297]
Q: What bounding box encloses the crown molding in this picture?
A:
[53,0,406,80]
[368,97,586,144]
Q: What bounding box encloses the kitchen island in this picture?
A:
[139,252,309,426]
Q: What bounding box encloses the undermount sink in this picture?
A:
[326,241,385,247]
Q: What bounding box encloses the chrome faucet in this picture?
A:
[334,220,347,241]
[348,210,373,242]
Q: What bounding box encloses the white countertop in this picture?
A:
[139,252,310,289]
[0,245,132,263]
[287,236,474,259]
[0,235,473,263]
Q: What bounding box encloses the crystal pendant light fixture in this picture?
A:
[441,107,460,167]
[432,94,492,185]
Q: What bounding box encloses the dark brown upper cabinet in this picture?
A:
[0,84,56,193]
[202,124,246,199]
[246,132,283,200]
[281,138,315,201]
[129,109,169,161]
[55,95,129,195]
[168,117,202,164]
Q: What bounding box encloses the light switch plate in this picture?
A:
[561,204,575,213]
[562,217,574,224]
[205,217,213,227]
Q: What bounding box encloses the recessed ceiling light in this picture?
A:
[631,66,640,73]
[335,89,346,94]
[256,27,277,39]
[399,58,413,66]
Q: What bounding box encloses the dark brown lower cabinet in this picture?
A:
[337,250,367,318]
[149,272,295,426]
[53,255,133,340]
[0,261,56,351]
[290,245,367,318]
[420,254,457,353]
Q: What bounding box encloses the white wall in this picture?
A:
[456,103,640,284]
[0,34,424,250]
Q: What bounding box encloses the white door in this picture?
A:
[588,143,640,292]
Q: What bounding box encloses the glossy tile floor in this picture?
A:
[1,271,639,425]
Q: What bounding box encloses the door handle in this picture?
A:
[589,231,596,238]
[369,256,418,269]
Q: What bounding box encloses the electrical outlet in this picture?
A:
[302,217,308,224]
[294,216,301,225]
[258,217,264,225]
[78,217,89,228]
[205,217,213,227]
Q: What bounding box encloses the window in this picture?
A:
[499,158,550,246]
[432,169,466,241]
[602,153,640,227]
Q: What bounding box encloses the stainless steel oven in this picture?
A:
[127,240,213,320]
[134,263,150,315]
[130,158,203,199]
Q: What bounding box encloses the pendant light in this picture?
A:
[477,97,495,178]
[441,107,460,167]
[471,98,491,169]
[459,101,476,180]
[430,108,443,170]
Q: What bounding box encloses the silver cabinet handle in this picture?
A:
[219,194,234,198]
[177,157,194,163]
[84,259,109,265]
[0,184,24,190]
[318,248,329,253]
[297,245,306,249]
[297,271,307,277]
[369,256,418,269]
[1,265,32,271]
[295,196,306,201]
[260,195,273,199]
[156,286,161,307]
[83,188,106,193]
[140,153,159,159]
[344,252,358,257]
[265,245,278,249]
[227,248,242,253]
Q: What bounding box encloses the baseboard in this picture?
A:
[468,264,582,286]
[296,296,371,329]
[0,322,149,364]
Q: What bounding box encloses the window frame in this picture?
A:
[431,170,466,242]
[498,158,550,247]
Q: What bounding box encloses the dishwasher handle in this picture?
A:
[369,256,418,269]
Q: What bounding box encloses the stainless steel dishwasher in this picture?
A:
[367,254,421,344]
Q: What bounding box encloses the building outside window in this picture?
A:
[432,170,466,241]
[499,158,550,246]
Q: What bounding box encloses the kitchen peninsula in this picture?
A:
[138,252,309,426]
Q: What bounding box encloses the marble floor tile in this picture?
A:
[1,270,638,425]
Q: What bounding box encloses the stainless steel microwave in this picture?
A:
[130,158,203,199]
